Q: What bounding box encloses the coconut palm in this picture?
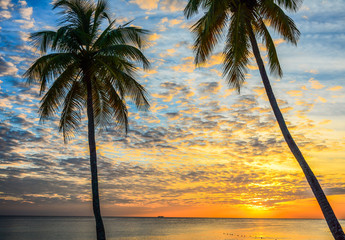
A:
[24,0,150,239]
[184,0,344,239]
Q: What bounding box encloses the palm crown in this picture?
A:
[184,0,302,90]
[25,0,150,140]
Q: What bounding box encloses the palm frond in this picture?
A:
[39,64,80,120]
[97,44,150,70]
[95,56,149,111]
[59,80,85,142]
[54,0,95,47]
[256,17,283,77]
[259,0,300,45]
[59,26,85,52]
[102,77,129,132]
[30,31,57,53]
[91,0,110,38]
[184,0,206,18]
[223,4,252,91]
[273,0,303,12]
[92,18,116,49]
[91,76,110,129]
[96,25,150,49]
[24,53,76,94]
[190,0,228,65]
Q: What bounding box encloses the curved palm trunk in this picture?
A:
[86,76,106,240]
[248,30,345,240]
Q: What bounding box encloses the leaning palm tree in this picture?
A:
[184,0,344,239]
[24,0,150,239]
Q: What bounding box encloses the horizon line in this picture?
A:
[1,215,343,220]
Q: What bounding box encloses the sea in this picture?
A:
[0,216,343,240]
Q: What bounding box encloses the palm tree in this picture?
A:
[184,0,345,239]
[24,0,150,239]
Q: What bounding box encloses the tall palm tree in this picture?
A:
[184,0,345,239]
[24,0,150,239]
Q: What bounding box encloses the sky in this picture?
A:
[0,0,345,219]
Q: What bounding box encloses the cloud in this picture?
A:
[0,97,13,109]
[18,0,32,20]
[317,96,327,103]
[0,56,18,77]
[130,0,159,10]
[19,6,32,20]
[142,68,158,78]
[274,38,285,46]
[0,0,13,9]
[159,48,176,58]
[308,78,325,89]
[171,56,195,73]
[198,52,223,68]
[148,32,160,41]
[160,0,185,12]
[14,19,35,29]
[18,31,30,41]
[160,17,168,24]
[327,86,343,91]
[168,18,182,27]
[199,82,221,94]
[0,10,11,19]
[165,112,181,121]
[286,90,303,97]
[305,69,319,74]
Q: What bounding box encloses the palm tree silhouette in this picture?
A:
[184,0,345,239]
[25,0,150,239]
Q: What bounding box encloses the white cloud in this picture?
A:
[18,0,32,19]
[19,5,32,20]
[0,10,11,19]
[19,31,30,41]
[18,0,26,6]
[9,56,27,62]
[14,19,35,29]
[0,0,13,9]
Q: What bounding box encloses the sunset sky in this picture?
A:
[0,0,345,219]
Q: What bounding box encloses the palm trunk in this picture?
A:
[86,75,106,240]
[248,30,345,240]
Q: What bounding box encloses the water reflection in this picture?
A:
[0,216,340,240]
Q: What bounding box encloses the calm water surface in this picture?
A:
[0,216,343,240]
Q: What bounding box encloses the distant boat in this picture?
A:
[157,216,164,218]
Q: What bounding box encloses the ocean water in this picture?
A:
[0,216,343,240]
